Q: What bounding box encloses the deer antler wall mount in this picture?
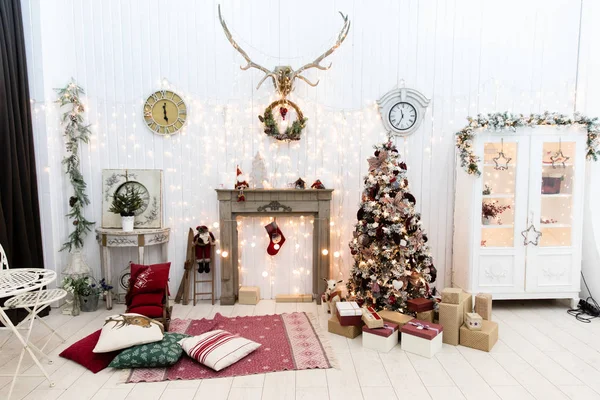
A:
[218,5,350,141]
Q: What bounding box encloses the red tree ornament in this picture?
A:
[279,106,288,120]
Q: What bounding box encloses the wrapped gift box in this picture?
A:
[275,294,312,303]
[378,310,414,328]
[475,293,492,320]
[441,288,463,304]
[336,302,362,326]
[461,292,473,314]
[401,320,443,358]
[466,313,483,331]
[362,306,384,329]
[407,298,434,313]
[362,322,399,352]
[460,320,498,352]
[417,310,434,323]
[328,314,362,339]
[439,301,464,345]
[239,286,260,305]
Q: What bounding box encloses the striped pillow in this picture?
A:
[178,330,261,371]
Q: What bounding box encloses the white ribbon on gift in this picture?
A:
[408,321,440,334]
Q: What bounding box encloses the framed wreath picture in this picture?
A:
[101,169,163,229]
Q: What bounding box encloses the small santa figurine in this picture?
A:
[193,225,215,273]
[235,165,249,202]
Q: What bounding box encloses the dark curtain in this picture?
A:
[0,0,44,270]
[0,0,46,324]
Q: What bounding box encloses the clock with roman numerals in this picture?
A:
[143,90,187,136]
[377,87,430,137]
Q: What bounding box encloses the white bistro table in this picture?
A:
[0,269,57,399]
[96,227,170,309]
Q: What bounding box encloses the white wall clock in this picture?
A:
[143,90,187,136]
[377,87,430,137]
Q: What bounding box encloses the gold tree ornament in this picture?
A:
[550,139,570,168]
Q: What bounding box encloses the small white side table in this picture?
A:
[96,227,170,309]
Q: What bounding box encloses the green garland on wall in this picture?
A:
[56,80,95,251]
[456,111,600,176]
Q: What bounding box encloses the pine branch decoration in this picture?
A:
[56,79,95,252]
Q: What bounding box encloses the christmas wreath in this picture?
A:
[258,99,307,141]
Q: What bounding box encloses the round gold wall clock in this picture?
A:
[143,90,187,136]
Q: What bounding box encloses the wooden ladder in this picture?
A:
[193,244,215,305]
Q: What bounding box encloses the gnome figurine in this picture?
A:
[194,225,215,273]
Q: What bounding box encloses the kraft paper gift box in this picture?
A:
[441,288,463,304]
[475,293,493,320]
[439,301,464,345]
[460,320,498,352]
[362,306,384,329]
[362,322,399,353]
[238,286,260,305]
[462,292,473,315]
[466,313,483,331]
[401,320,444,358]
[407,298,435,313]
[417,310,434,323]
[276,294,312,303]
[328,314,362,339]
[336,302,362,326]
[378,310,414,328]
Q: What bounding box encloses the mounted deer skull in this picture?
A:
[218,5,350,98]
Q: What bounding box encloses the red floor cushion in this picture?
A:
[129,292,165,308]
[128,305,164,318]
[59,330,119,373]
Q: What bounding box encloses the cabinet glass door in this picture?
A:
[525,132,585,294]
[538,141,575,247]
[480,141,518,248]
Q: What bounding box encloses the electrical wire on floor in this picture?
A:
[567,272,600,323]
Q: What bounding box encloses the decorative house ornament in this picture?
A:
[218,5,350,141]
[102,169,163,229]
[143,89,187,136]
[377,87,430,137]
[250,152,268,188]
[456,111,600,176]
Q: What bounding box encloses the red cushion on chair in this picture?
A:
[129,262,171,295]
[128,305,164,318]
[129,292,165,308]
[59,330,118,373]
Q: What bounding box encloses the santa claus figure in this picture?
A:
[194,225,215,273]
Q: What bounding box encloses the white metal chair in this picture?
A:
[0,244,67,356]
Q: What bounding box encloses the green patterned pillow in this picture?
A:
[109,332,188,368]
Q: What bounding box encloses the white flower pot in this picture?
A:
[121,216,135,232]
[482,216,492,225]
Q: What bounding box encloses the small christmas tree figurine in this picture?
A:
[346,141,437,313]
[250,151,267,189]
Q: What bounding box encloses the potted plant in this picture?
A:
[482,184,492,195]
[61,275,101,314]
[482,201,511,225]
[99,278,113,303]
[109,185,144,232]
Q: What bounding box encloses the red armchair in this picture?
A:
[126,262,172,331]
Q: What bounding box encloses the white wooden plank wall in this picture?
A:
[19,0,599,299]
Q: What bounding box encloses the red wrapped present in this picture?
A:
[362,306,384,329]
[407,298,434,313]
[336,301,362,326]
[362,322,399,352]
[400,319,443,358]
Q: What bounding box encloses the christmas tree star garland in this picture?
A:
[456,111,600,176]
[347,141,436,313]
[56,80,95,251]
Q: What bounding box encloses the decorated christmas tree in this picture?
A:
[347,141,437,313]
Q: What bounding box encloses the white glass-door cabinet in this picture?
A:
[453,126,587,306]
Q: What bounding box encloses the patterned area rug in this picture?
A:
[127,312,337,382]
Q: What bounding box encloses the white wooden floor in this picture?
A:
[1,299,600,400]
